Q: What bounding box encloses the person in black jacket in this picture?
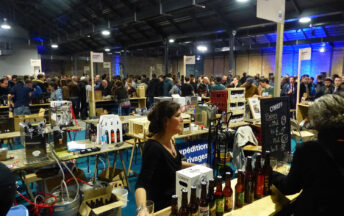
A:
[114,80,131,116]
[272,92,344,215]
[135,101,195,213]
[146,74,160,109]
[180,76,194,97]
[79,77,88,120]
[0,162,16,215]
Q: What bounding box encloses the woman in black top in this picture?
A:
[135,101,194,214]
[272,92,344,215]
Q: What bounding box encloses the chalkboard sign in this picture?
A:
[260,96,291,161]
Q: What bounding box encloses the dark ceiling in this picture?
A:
[0,0,344,56]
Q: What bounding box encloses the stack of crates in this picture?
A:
[227,88,246,125]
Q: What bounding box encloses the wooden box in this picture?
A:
[89,90,103,102]
[136,86,146,98]
[13,109,45,131]
[179,119,191,135]
[128,118,149,139]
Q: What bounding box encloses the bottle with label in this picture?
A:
[105,130,109,144]
[215,176,224,216]
[245,156,254,203]
[263,151,273,196]
[179,189,189,216]
[235,170,245,208]
[111,129,115,143]
[207,179,216,216]
[254,153,264,199]
[188,185,199,216]
[116,129,121,142]
[199,181,209,216]
[223,172,233,213]
[169,195,178,216]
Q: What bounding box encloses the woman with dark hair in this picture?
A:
[135,101,194,214]
[113,80,131,116]
[272,92,344,215]
[0,162,16,215]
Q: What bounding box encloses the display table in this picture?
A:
[155,165,299,216]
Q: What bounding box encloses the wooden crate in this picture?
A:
[179,119,191,135]
[12,108,45,131]
[88,90,103,102]
[136,86,146,98]
[128,118,149,139]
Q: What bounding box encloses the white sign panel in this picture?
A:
[300,48,312,60]
[30,59,41,67]
[103,62,111,69]
[257,0,285,23]
[84,66,90,71]
[184,56,195,65]
[92,52,104,63]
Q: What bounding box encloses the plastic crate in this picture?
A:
[210,90,228,112]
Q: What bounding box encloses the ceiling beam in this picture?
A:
[166,17,185,34]
[290,0,302,14]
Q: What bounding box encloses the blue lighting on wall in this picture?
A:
[32,36,48,42]
[216,30,224,33]
[262,43,333,79]
[37,45,47,55]
[113,46,121,49]
[113,55,121,76]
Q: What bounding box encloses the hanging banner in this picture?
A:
[103,62,111,69]
[257,0,285,23]
[184,56,196,65]
[30,59,41,67]
[300,48,312,60]
[92,52,104,63]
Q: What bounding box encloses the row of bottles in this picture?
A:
[240,152,273,207]
[170,172,233,216]
[169,152,273,215]
[86,196,115,208]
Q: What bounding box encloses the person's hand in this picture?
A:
[288,89,292,94]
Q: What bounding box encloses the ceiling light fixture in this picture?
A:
[1,18,11,30]
[299,17,311,23]
[51,44,58,49]
[236,0,249,2]
[105,48,110,52]
[169,38,175,43]
[101,30,110,36]
[197,45,208,52]
[320,47,325,53]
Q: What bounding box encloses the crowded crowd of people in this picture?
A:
[0,72,343,118]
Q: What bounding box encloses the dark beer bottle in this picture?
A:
[207,179,216,216]
[169,195,178,216]
[188,186,199,216]
[263,151,273,196]
[223,172,233,212]
[254,153,264,199]
[179,189,189,216]
[111,129,115,143]
[244,156,254,203]
[215,176,224,216]
[235,170,245,208]
[199,181,209,216]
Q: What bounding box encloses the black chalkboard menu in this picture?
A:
[260,96,291,161]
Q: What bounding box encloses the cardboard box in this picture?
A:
[79,186,124,216]
[176,165,213,208]
[179,119,191,135]
[136,86,146,98]
[13,108,45,131]
[89,90,103,102]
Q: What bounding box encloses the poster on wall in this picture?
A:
[92,52,104,63]
[257,0,285,23]
[184,56,196,65]
[103,62,111,69]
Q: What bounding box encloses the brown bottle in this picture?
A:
[244,156,254,203]
[169,195,178,216]
[207,179,216,216]
[235,170,245,208]
[188,186,199,216]
[263,151,273,196]
[254,153,264,199]
[215,176,224,216]
[111,129,115,143]
[199,181,209,216]
[223,172,233,212]
[179,189,189,216]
